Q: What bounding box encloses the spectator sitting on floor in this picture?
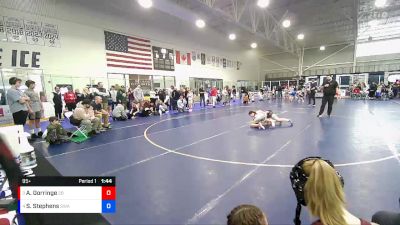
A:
[136,106,153,117]
[177,95,186,112]
[127,103,139,119]
[112,103,128,121]
[73,99,103,134]
[227,204,269,225]
[45,116,70,144]
[156,99,168,116]
[92,96,111,129]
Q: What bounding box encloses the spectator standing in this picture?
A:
[308,79,317,106]
[109,85,118,110]
[210,86,218,108]
[24,80,44,138]
[277,85,283,98]
[6,77,29,125]
[232,86,237,102]
[158,89,166,103]
[64,86,77,111]
[75,89,84,103]
[369,82,377,99]
[149,89,157,111]
[52,86,63,120]
[199,86,206,108]
[171,86,180,111]
[187,89,194,112]
[133,85,144,109]
[82,87,93,101]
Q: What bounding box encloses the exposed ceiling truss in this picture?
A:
[197,0,300,55]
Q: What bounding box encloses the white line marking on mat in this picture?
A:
[185,140,292,225]
[100,124,248,175]
[144,118,400,168]
[46,108,245,159]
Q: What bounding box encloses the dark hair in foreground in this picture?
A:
[9,77,21,85]
[49,116,59,123]
[248,111,256,115]
[25,80,35,88]
[227,204,268,225]
[82,99,91,105]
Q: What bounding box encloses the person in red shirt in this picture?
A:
[210,86,218,108]
[64,86,77,111]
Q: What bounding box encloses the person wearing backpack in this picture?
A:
[64,86,77,111]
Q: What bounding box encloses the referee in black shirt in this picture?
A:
[318,75,339,118]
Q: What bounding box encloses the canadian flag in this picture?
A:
[176,51,191,65]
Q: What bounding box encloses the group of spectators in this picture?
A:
[47,83,248,144]
[350,81,400,99]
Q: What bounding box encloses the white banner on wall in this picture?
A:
[4,16,26,43]
[42,23,60,47]
[24,20,45,46]
[0,17,7,41]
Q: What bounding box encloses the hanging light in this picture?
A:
[229,33,236,40]
[137,0,153,8]
[257,0,270,8]
[251,43,258,48]
[297,33,304,40]
[320,46,325,51]
[282,20,291,28]
[375,0,386,8]
[196,19,205,28]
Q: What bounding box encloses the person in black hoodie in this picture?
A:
[171,86,180,111]
[52,86,63,119]
[158,89,165,102]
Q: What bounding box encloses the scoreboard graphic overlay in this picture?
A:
[18,177,116,213]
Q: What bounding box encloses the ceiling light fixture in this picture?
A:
[320,46,325,51]
[229,33,236,40]
[138,0,153,8]
[196,19,205,28]
[257,0,269,8]
[251,43,258,48]
[297,33,304,40]
[282,19,291,28]
[375,0,386,8]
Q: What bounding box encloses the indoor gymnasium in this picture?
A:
[0,0,399,225]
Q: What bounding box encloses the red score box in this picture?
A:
[102,186,116,200]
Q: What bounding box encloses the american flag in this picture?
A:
[104,31,153,70]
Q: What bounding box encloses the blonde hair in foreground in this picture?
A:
[303,159,346,225]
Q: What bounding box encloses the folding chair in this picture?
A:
[64,111,90,143]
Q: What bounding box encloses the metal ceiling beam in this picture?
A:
[197,0,299,55]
